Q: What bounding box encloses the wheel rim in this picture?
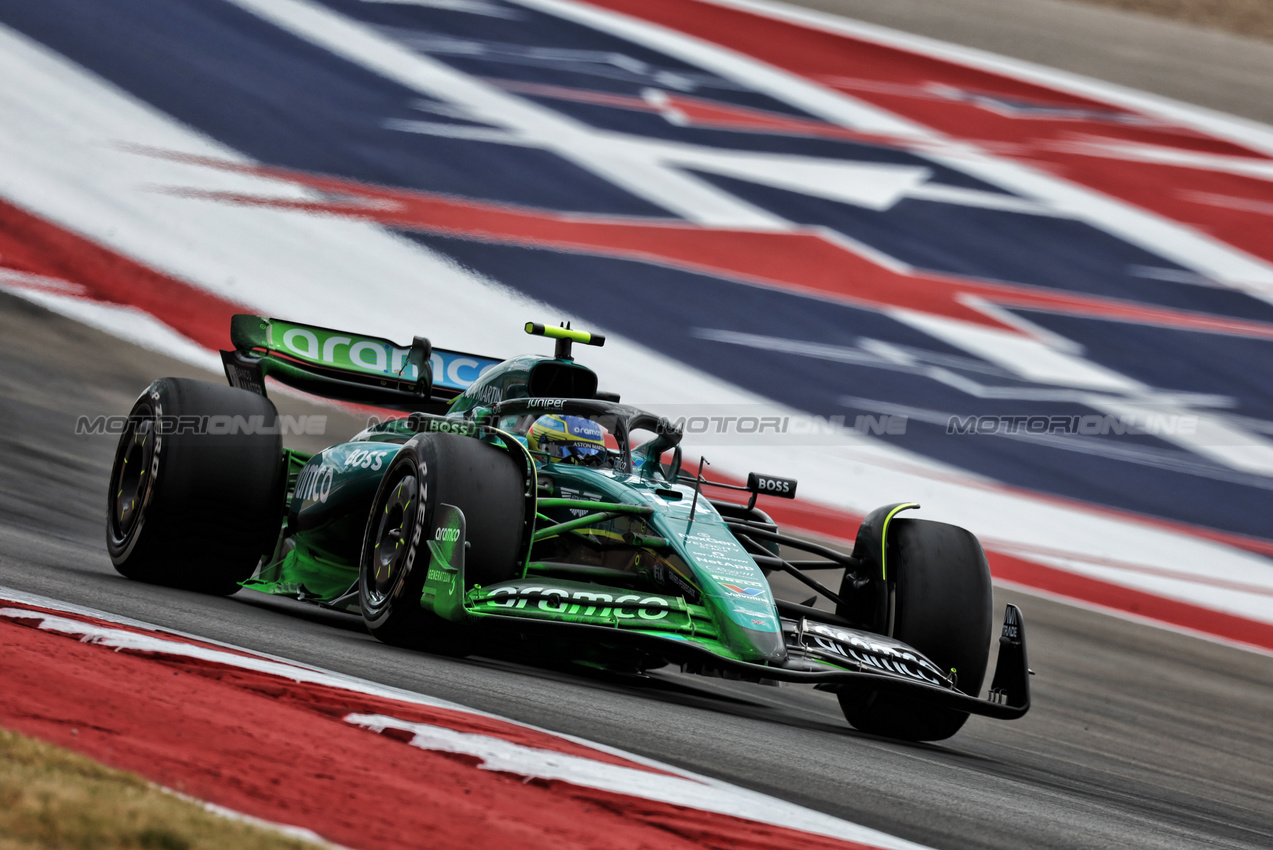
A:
[111,412,155,541]
[367,471,419,606]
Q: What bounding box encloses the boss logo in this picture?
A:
[747,472,797,498]
[344,448,389,470]
[426,419,475,435]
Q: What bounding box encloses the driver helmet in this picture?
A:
[527,414,607,466]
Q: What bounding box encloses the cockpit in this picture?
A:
[487,399,682,480]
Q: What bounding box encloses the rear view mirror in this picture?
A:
[661,445,683,482]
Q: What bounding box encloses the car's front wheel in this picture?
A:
[358,431,524,652]
[838,518,993,742]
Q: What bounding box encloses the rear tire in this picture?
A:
[359,431,524,651]
[106,378,285,595]
[838,519,993,742]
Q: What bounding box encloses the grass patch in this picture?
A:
[0,727,323,850]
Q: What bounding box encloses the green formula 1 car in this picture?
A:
[107,315,1030,741]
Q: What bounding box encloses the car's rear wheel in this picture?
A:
[359,431,524,652]
[106,378,285,595]
[838,518,993,742]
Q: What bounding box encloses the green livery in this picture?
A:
[108,317,1032,742]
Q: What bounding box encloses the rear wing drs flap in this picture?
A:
[220,315,502,412]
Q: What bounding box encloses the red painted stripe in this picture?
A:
[491,79,908,146]
[0,198,246,350]
[987,551,1273,651]
[0,611,889,850]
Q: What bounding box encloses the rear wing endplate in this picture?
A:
[220,315,502,412]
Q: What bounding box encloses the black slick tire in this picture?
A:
[358,431,524,651]
[106,378,285,595]
[838,518,993,742]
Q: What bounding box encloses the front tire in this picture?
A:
[358,431,524,651]
[106,378,285,595]
[838,519,993,742]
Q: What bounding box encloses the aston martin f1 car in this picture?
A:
[107,316,1030,741]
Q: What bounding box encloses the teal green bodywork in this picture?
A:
[515,463,785,662]
[243,350,789,666]
[243,442,402,604]
[447,352,600,415]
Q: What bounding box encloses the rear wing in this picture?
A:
[220,315,502,412]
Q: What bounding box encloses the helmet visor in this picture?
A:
[544,441,608,466]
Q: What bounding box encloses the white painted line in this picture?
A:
[346,713,930,847]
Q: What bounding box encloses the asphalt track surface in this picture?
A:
[3,288,1272,850]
